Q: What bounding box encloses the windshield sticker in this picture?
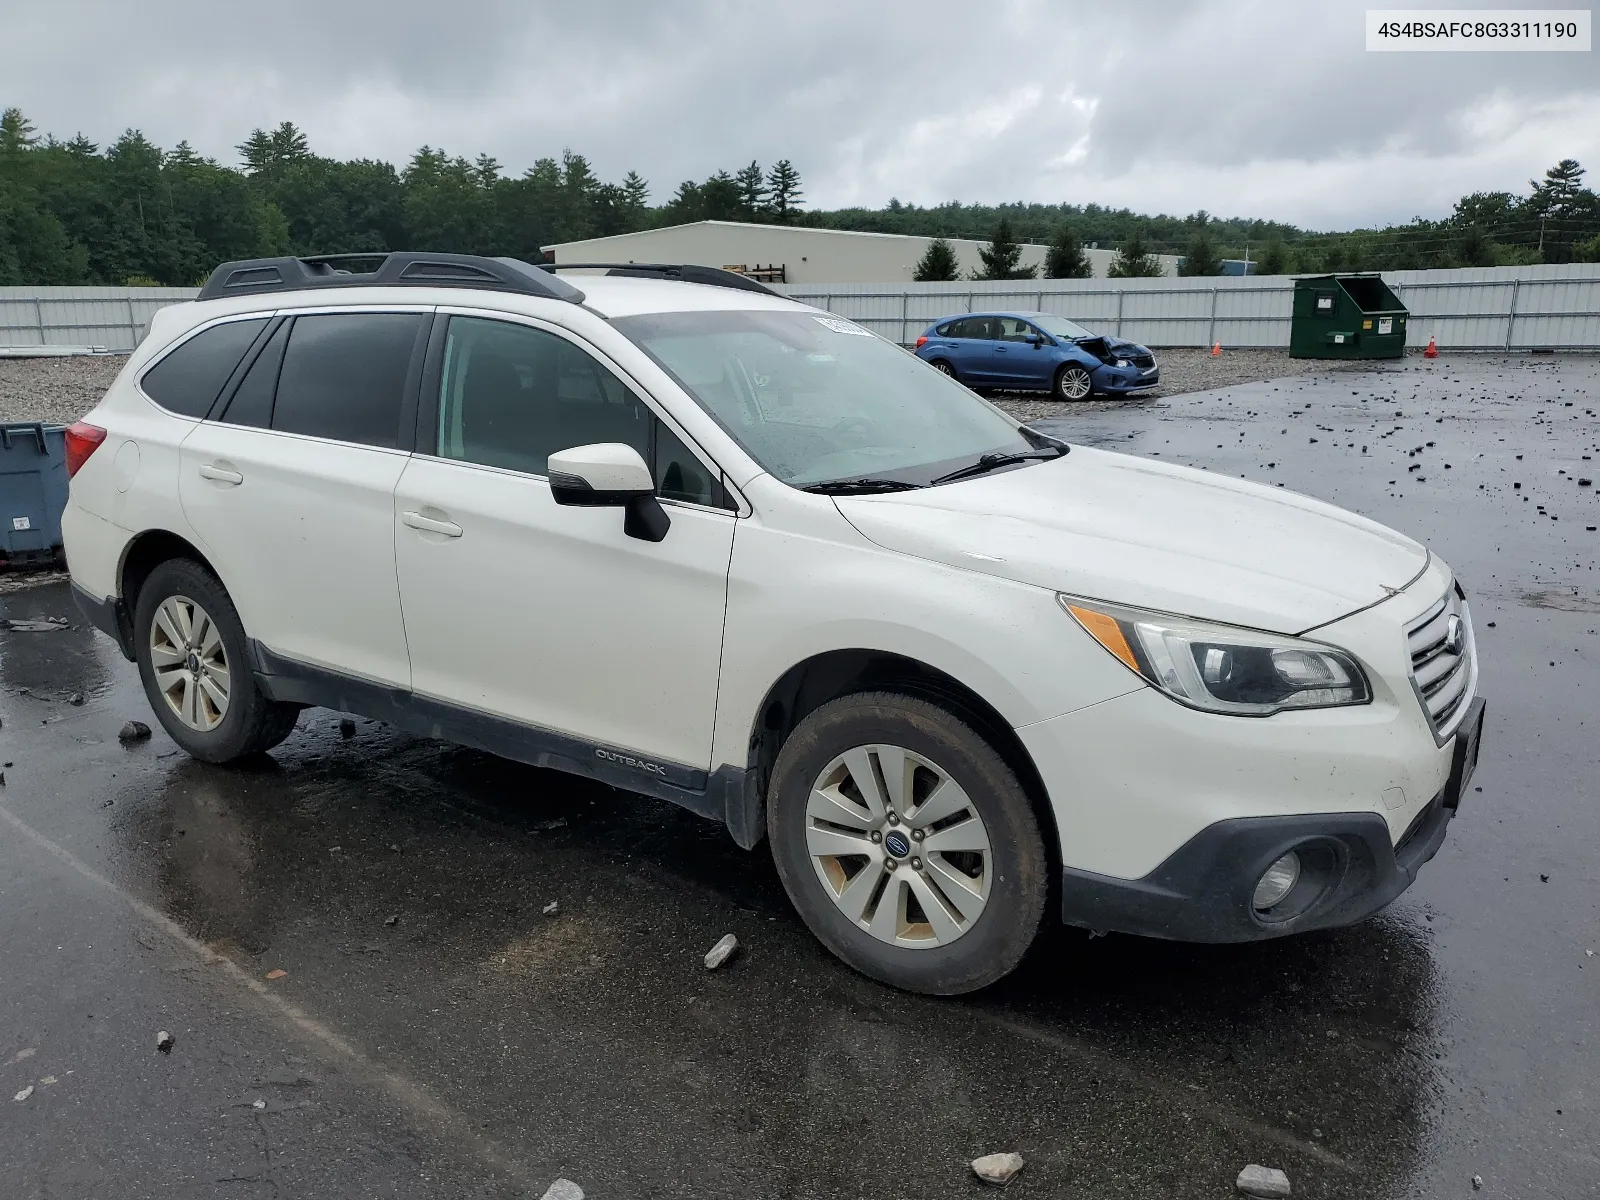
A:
[813,316,874,337]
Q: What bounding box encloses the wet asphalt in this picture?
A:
[2,354,1597,1200]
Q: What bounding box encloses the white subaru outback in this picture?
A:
[62,253,1484,995]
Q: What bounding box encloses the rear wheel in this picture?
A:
[931,360,957,378]
[767,692,1048,995]
[1055,364,1093,400]
[133,559,300,762]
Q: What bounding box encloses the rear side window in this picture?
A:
[271,313,424,447]
[139,318,269,417]
[218,320,289,429]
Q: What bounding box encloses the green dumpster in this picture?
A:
[1289,274,1407,359]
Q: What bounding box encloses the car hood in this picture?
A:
[833,446,1428,634]
[1073,335,1152,361]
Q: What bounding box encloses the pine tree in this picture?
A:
[621,170,649,210]
[1043,224,1091,278]
[735,160,768,215]
[699,170,743,220]
[1529,159,1585,215]
[974,217,1036,280]
[1253,235,1290,276]
[913,238,959,282]
[267,122,309,164]
[0,108,39,152]
[766,160,803,222]
[1178,228,1221,276]
[237,128,273,173]
[1108,232,1163,278]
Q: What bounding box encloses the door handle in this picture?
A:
[401,510,463,538]
[198,464,243,485]
[995,346,1009,353]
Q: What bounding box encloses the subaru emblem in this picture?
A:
[1444,614,1464,655]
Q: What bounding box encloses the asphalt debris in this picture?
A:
[539,1180,585,1200]
[156,1030,174,1054]
[1237,1164,1292,1198]
[971,1152,1025,1186]
[117,720,151,742]
[703,933,739,970]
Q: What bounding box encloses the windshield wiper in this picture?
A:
[801,477,924,495]
[929,447,1067,486]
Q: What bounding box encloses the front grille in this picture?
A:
[1405,583,1477,741]
[1130,354,1156,369]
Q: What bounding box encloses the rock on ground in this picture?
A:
[703,933,739,969]
[1236,1163,1292,1197]
[970,1152,1025,1186]
[539,1179,584,1200]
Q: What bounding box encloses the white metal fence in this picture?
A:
[777,263,1600,351]
[4,264,1600,352]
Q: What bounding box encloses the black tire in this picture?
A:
[1055,364,1094,401]
[132,559,300,763]
[931,359,957,379]
[767,692,1048,995]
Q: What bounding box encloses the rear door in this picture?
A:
[178,308,427,687]
[950,316,1001,383]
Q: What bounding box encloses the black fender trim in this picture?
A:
[249,640,761,844]
[71,581,135,661]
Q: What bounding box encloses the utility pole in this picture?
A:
[1537,217,1546,256]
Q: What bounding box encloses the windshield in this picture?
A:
[1030,314,1093,340]
[614,309,1037,487]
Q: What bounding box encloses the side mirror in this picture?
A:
[1029,334,1047,347]
[547,443,670,542]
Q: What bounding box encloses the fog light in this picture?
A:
[1253,852,1301,911]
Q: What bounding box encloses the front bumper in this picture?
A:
[1057,696,1484,941]
[1096,365,1159,392]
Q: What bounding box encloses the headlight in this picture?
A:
[1060,595,1371,716]
[1115,358,1130,368]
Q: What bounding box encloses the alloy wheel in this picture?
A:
[934,361,955,377]
[805,744,992,948]
[149,595,230,732]
[1058,367,1092,400]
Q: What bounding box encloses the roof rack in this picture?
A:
[537,262,782,297]
[196,252,586,304]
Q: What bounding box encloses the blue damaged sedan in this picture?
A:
[914,311,1159,399]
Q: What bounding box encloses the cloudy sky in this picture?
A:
[6,0,1597,230]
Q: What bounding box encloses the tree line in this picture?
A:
[2,105,1597,286]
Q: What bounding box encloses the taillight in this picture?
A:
[65,422,107,478]
[915,336,928,348]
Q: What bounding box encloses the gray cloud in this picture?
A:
[6,0,1597,228]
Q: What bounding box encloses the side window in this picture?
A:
[218,320,288,428]
[997,317,1035,342]
[437,316,650,476]
[934,321,955,337]
[139,318,269,417]
[272,313,424,448]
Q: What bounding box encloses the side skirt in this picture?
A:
[250,641,763,849]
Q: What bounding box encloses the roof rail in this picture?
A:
[537,262,782,297]
[196,252,586,304]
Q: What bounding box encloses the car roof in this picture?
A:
[566,274,809,318]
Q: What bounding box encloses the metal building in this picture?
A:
[542,220,1181,284]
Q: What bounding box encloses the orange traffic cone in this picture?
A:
[1210,341,1221,357]
[1423,335,1438,359]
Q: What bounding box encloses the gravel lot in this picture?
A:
[0,354,128,425]
[0,347,1367,427]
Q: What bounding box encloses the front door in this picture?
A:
[178,310,427,687]
[393,313,736,771]
[990,317,1051,387]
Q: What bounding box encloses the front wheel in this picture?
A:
[767,692,1048,995]
[1055,364,1094,400]
[133,559,300,762]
